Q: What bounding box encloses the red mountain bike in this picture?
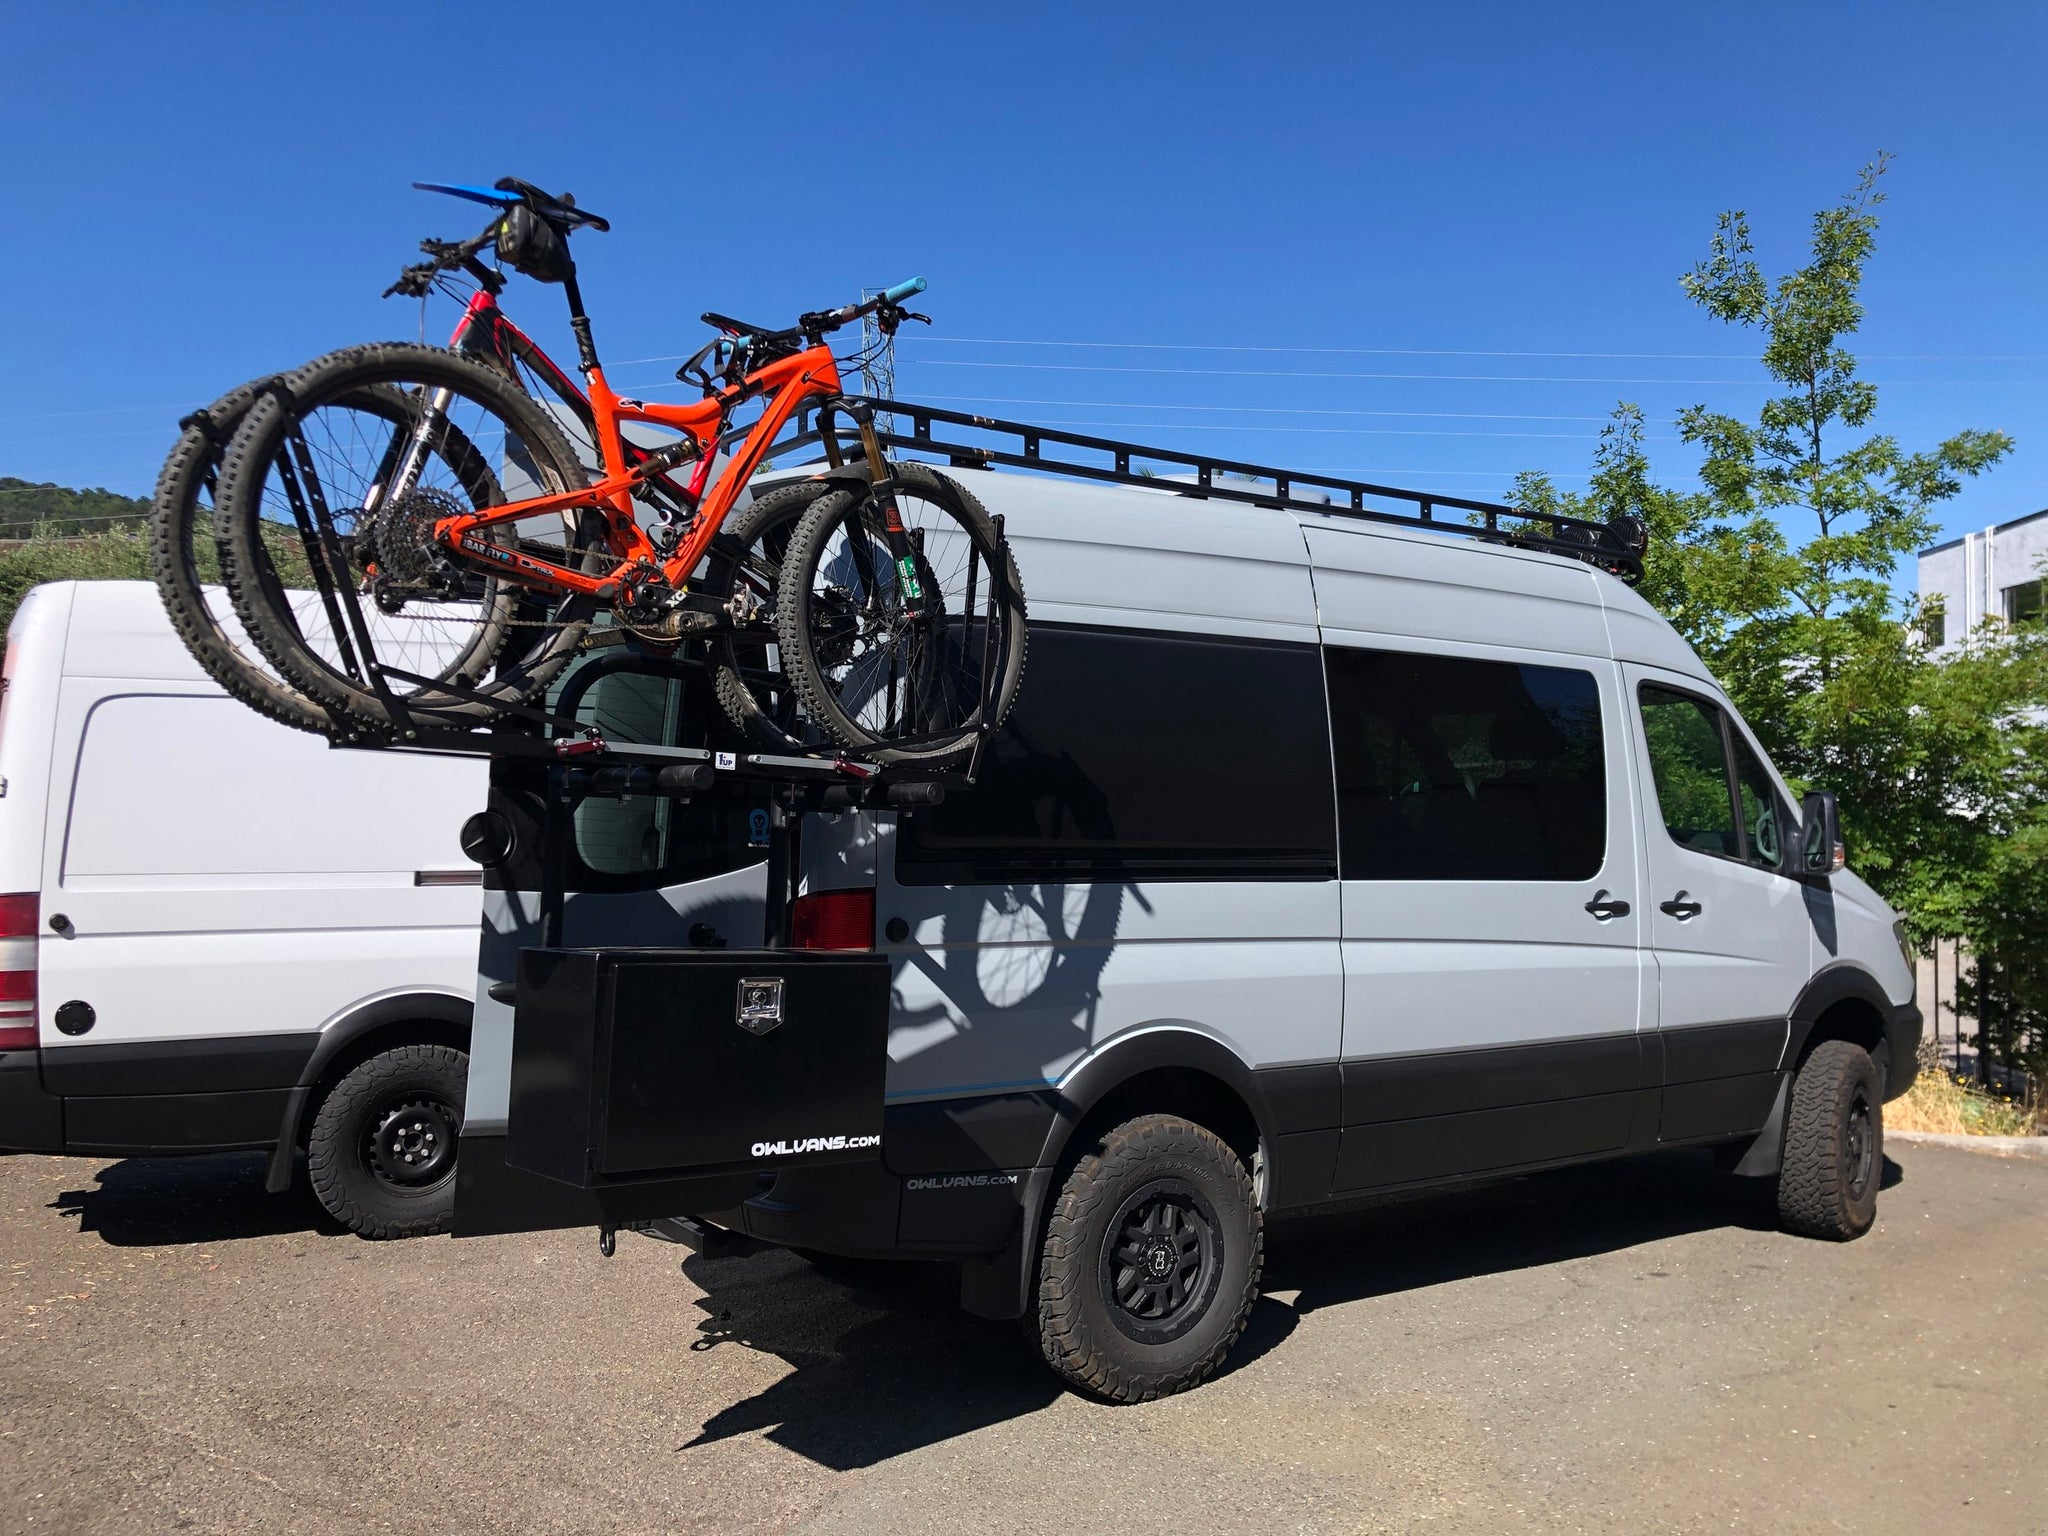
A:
[151,183,729,735]
[207,179,1026,764]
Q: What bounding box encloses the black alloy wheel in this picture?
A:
[1099,1179,1224,1345]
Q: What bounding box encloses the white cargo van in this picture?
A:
[0,581,487,1236]
[452,457,1924,1402]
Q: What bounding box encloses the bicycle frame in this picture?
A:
[426,340,847,600]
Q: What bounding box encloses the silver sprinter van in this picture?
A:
[454,457,1921,1402]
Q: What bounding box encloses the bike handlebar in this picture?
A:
[797,278,930,337]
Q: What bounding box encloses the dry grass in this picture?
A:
[1890,1041,2041,1137]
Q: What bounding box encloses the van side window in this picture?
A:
[1637,685,1741,859]
[895,625,1337,882]
[1324,647,1606,881]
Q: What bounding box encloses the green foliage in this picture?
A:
[0,525,156,660]
[0,477,149,539]
[1519,156,2048,1073]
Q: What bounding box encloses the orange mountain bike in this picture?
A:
[213,178,1027,764]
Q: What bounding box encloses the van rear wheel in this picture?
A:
[307,1043,466,1239]
[1033,1113,1262,1403]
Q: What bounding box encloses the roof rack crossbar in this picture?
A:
[835,395,1643,581]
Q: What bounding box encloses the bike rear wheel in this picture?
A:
[216,344,602,732]
[151,378,425,734]
[774,462,1026,764]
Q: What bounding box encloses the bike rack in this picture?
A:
[328,491,1013,952]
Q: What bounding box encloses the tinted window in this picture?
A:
[1638,685,1739,858]
[486,656,769,895]
[896,625,1336,882]
[1730,730,1791,871]
[1325,648,1606,881]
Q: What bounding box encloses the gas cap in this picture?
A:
[54,1000,95,1036]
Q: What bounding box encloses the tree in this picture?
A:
[1520,157,2048,1077]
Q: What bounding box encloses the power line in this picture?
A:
[907,358,2048,387]
[913,393,1619,422]
[911,335,2048,363]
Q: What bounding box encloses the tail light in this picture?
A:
[790,888,874,952]
[0,892,36,1051]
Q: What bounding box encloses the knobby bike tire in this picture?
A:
[150,377,404,734]
[774,462,1027,765]
[704,477,843,749]
[216,343,598,732]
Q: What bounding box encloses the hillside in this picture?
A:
[0,479,156,656]
[0,476,150,539]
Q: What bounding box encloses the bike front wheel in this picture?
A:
[215,343,603,732]
[774,462,1026,764]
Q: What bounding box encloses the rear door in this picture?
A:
[454,657,781,1235]
[1308,528,1648,1192]
[1625,668,1812,1141]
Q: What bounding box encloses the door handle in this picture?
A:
[1660,891,1703,920]
[1583,890,1630,920]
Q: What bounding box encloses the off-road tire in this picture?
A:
[705,478,839,748]
[1776,1038,1882,1241]
[216,343,596,730]
[1034,1114,1262,1403]
[306,1043,467,1239]
[775,462,1026,764]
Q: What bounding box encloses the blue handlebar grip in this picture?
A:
[883,276,927,304]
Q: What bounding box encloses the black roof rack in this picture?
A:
[813,395,1646,583]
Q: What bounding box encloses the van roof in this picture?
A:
[936,465,1714,684]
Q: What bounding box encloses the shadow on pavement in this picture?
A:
[668,1148,1896,1468]
[675,1247,1063,1468]
[1265,1147,1906,1316]
[48,1151,343,1246]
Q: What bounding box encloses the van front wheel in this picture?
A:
[1033,1114,1262,1403]
[1775,1038,1882,1241]
[307,1043,467,1239]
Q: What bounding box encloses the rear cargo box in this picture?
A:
[506,947,890,1188]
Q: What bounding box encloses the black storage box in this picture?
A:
[505,947,891,1189]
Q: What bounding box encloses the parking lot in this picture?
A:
[3,1140,2042,1536]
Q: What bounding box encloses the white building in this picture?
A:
[1917,508,2048,648]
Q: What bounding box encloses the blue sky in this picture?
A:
[3,2,2042,565]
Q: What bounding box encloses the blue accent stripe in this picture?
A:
[885,1076,1056,1101]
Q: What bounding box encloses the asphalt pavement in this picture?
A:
[2,1141,2042,1535]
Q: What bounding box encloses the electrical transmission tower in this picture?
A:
[858,288,898,434]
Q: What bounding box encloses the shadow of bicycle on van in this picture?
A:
[669,1147,1905,1470]
[48,1151,344,1246]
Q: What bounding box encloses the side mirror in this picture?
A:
[1798,791,1845,876]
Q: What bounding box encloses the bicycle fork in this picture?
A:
[846,399,922,617]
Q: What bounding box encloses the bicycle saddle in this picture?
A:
[412,178,611,233]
